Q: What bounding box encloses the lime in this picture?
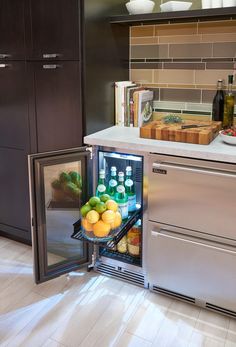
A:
[89,196,100,207]
[95,202,107,214]
[80,204,92,217]
[100,194,110,203]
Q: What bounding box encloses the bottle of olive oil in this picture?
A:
[223,75,235,129]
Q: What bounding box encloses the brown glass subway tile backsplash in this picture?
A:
[130,20,236,105]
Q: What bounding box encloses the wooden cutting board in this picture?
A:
[140,120,222,145]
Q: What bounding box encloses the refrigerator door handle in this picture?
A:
[152,162,236,179]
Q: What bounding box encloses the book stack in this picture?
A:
[115,81,154,127]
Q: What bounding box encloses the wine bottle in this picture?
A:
[212,79,224,122]
[223,75,235,129]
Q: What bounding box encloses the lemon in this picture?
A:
[93,220,111,237]
[105,200,118,212]
[102,210,116,224]
[86,210,100,224]
[110,212,122,230]
[82,218,93,232]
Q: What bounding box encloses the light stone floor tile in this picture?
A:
[0,292,51,347]
[126,291,172,342]
[42,338,66,347]
[79,283,146,347]
[51,276,125,347]
[226,318,236,344]
[194,309,230,340]
[188,331,225,347]
[116,332,152,347]
[225,341,236,347]
[151,304,200,347]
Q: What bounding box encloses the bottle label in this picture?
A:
[97,184,106,193]
[128,195,136,212]
[109,179,117,188]
[118,202,128,219]
[117,185,125,193]
[125,179,133,187]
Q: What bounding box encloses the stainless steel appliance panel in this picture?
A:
[148,155,236,240]
[147,223,236,312]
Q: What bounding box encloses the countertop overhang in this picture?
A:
[84,126,236,164]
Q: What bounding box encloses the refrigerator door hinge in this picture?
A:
[86,146,93,160]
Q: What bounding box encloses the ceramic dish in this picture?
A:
[160,1,192,12]
[219,130,236,145]
[126,0,155,14]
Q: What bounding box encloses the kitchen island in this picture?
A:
[84,125,236,318]
[84,125,236,164]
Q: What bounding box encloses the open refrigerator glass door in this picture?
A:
[29,147,93,284]
[72,150,143,273]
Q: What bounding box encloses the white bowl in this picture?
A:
[219,130,236,145]
[160,1,192,12]
[126,0,155,15]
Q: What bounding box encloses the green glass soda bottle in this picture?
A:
[96,169,107,197]
[125,166,137,212]
[115,172,128,220]
[107,166,118,198]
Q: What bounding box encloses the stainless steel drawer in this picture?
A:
[147,222,236,313]
[148,154,236,240]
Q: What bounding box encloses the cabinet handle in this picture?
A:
[43,64,61,69]
[43,53,60,59]
[0,54,11,59]
[0,64,9,68]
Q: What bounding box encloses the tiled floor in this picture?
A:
[0,236,236,347]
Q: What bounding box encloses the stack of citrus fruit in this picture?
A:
[80,194,122,238]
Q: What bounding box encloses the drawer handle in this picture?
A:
[43,53,60,59]
[151,230,236,255]
[43,64,61,69]
[0,54,11,59]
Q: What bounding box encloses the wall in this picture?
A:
[130,19,236,118]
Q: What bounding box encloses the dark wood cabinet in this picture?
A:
[32,61,82,153]
[29,0,80,60]
[0,62,30,150]
[0,148,31,242]
[0,0,26,60]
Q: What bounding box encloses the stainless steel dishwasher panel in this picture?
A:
[148,155,236,240]
[147,223,236,313]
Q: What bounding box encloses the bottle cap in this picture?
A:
[118,172,124,177]
[99,169,105,174]
[111,166,117,172]
[126,166,132,172]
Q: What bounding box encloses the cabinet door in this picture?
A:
[0,149,31,241]
[0,0,26,60]
[0,62,30,150]
[30,0,80,60]
[33,61,82,153]
[29,147,92,283]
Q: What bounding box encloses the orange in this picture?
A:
[82,218,93,232]
[105,200,118,212]
[110,212,122,230]
[93,220,111,237]
[86,210,100,224]
[102,210,116,224]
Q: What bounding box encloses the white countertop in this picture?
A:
[84,126,236,164]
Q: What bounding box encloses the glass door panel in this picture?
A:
[29,147,92,283]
